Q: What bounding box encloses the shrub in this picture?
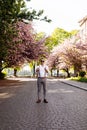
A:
[79,71,86,77]
[0,72,7,79]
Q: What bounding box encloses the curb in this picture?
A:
[59,80,87,91]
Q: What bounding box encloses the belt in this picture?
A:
[38,77,46,78]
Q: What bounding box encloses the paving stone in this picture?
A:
[0,78,87,130]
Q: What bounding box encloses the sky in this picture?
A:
[26,0,87,35]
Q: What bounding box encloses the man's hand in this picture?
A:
[45,67,48,73]
[36,68,39,72]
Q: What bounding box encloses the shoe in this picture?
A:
[43,99,48,103]
[36,99,41,103]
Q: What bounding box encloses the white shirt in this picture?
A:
[36,65,49,77]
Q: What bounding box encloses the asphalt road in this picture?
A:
[0,78,87,130]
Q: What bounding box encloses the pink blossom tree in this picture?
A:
[4,21,48,76]
[47,38,83,77]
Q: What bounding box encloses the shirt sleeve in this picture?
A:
[35,66,39,76]
[45,65,49,71]
[45,65,50,76]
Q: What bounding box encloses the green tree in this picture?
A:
[44,36,55,52]
[0,0,51,77]
[51,28,71,45]
[44,28,74,53]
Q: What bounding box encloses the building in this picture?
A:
[78,15,87,40]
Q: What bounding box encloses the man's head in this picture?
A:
[40,59,45,64]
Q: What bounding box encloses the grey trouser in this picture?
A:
[37,77,46,99]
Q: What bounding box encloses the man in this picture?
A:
[36,59,49,103]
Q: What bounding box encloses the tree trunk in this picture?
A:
[0,61,4,79]
[51,69,53,77]
[57,69,59,77]
[67,71,70,78]
[14,68,17,77]
[74,66,78,77]
[65,68,70,78]
[0,61,3,75]
[32,62,36,77]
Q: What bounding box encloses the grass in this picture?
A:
[70,76,87,83]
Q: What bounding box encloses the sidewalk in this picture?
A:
[58,78,87,91]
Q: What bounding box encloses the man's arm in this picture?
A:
[35,67,39,77]
[45,65,49,73]
[36,68,39,72]
[45,67,48,73]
